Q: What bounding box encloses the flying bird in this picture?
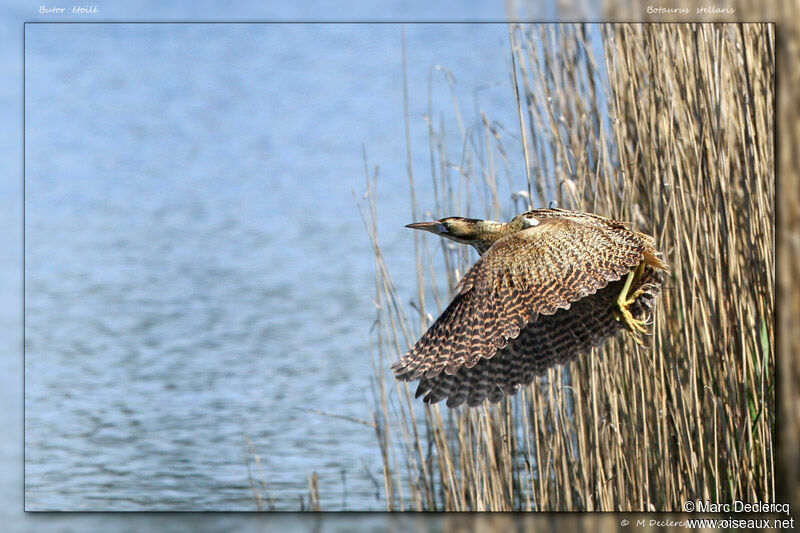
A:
[391,208,668,407]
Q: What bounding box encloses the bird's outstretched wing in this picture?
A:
[391,216,650,382]
[412,265,666,407]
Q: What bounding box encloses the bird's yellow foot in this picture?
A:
[615,263,649,344]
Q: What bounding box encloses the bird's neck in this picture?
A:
[472,220,513,255]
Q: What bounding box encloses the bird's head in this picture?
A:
[405,217,482,245]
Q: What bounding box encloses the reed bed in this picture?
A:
[360,23,774,511]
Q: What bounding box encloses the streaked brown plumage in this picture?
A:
[391,208,668,407]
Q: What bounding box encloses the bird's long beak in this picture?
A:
[405,221,447,235]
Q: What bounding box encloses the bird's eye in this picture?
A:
[436,222,449,233]
[522,216,540,228]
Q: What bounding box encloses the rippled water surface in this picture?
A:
[24,23,522,510]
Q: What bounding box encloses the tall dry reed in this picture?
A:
[360,23,774,511]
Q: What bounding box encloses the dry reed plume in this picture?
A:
[359,23,774,511]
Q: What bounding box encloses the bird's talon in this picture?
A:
[616,267,650,337]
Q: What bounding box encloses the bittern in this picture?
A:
[391,208,668,407]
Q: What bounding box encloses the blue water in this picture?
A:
[24,23,526,510]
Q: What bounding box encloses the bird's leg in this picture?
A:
[616,261,649,340]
